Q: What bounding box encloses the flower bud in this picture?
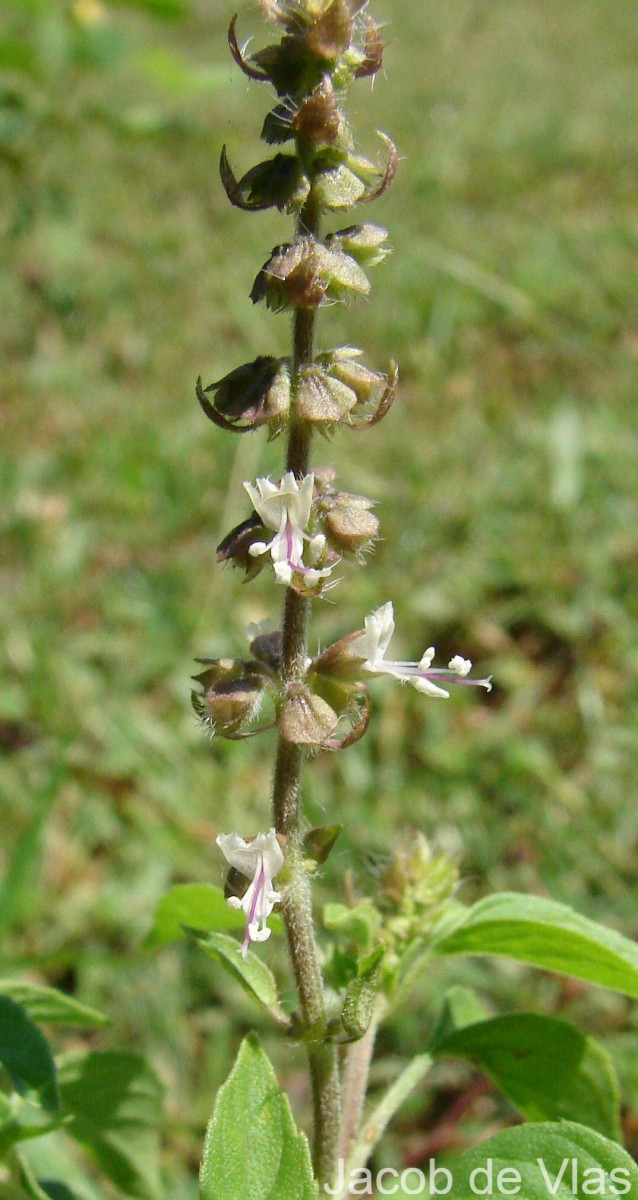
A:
[261,80,343,149]
[304,0,353,62]
[250,240,322,311]
[295,365,358,426]
[312,160,368,210]
[251,238,370,312]
[279,682,339,747]
[325,223,389,267]
[315,350,398,429]
[293,78,342,145]
[380,832,459,915]
[257,1,355,62]
[317,243,372,303]
[320,490,380,555]
[312,465,337,490]
[313,136,397,208]
[234,4,384,101]
[317,346,380,403]
[197,357,291,436]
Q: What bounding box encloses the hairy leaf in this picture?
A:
[185,929,288,1025]
[433,893,638,996]
[446,1121,638,1198]
[0,982,108,1030]
[432,1013,620,1140]
[200,1036,316,1200]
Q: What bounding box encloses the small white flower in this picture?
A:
[216,829,284,958]
[351,601,492,699]
[243,472,335,587]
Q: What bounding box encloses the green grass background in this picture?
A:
[2,0,638,1190]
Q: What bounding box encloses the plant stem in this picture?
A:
[342,1053,434,1196]
[272,198,341,1189]
[338,1010,381,1163]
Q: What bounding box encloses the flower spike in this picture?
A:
[217,829,284,957]
[351,602,492,698]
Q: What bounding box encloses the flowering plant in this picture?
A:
[2,4,637,1200]
[184,4,638,1197]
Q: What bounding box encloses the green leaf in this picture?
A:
[200,1035,317,1200]
[0,1094,62,1158]
[185,929,288,1026]
[432,1013,620,1140]
[428,986,489,1048]
[144,883,281,948]
[0,998,59,1113]
[447,1121,638,1198]
[0,981,108,1030]
[323,902,381,948]
[18,1130,111,1200]
[604,1032,638,1108]
[433,892,638,996]
[15,1155,65,1200]
[57,1051,163,1200]
[37,1186,79,1200]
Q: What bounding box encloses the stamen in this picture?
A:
[242,860,266,959]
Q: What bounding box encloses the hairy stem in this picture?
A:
[272,198,341,1189]
[342,1053,434,1195]
[338,1011,381,1163]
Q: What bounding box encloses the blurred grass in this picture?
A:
[2,0,638,1188]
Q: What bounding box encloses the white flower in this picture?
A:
[243,472,334,587]
[351,601,492,698]
[216,829,284,958]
